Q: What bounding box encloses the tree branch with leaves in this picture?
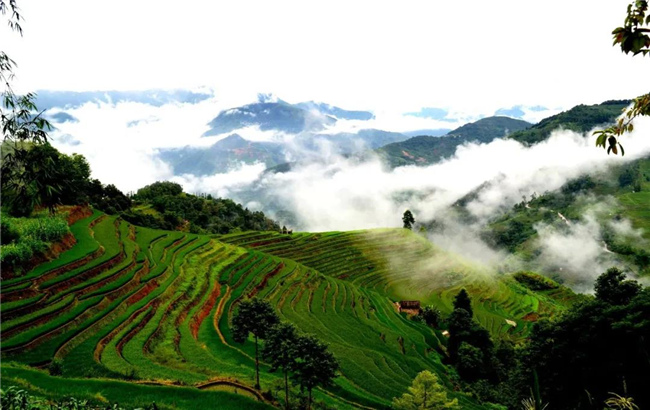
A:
[594,1,650,156]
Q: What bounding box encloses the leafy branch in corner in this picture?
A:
[613,0,650,56]
[594,93,650,156]
[593,1,650,155]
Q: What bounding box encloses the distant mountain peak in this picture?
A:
[212,133,251,150]
[294,101,374,121]
[257,93,281,103]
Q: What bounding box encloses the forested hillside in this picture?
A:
[507,100,631,145]
[377,116,531,167]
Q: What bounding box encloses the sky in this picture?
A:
[3,0,649,114]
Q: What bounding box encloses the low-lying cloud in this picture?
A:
[49,96,650,288]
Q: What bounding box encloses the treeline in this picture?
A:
[231,298,338,410]
[507,100,631,145]
[1,143,131,217]
[122,181,280,234]
[0,143,279,233]
[411,268,649,409]
[0,142,279,274]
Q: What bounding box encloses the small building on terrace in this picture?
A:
[396,300,421,315]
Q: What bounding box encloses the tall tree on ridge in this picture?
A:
[262,321,299,409]
[232,298,280,390]
[403,209,415,230]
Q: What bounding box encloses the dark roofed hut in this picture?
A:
[397,300,421,314]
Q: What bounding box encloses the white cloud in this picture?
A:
[225,117,650,234]
[533,205,625,290]
[172,163,267,198]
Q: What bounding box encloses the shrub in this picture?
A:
[49,359,63,376]
[0,218,20,244]
[19,216,69,242]
[1,242,34,269]
[512,271,559,291]
[0,215,69,273]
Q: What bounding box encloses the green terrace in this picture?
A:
[1,212,578,409]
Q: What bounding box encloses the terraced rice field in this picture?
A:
[1,212,575,409]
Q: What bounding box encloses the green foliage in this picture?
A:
[482,219,536,253]
[593,3,650,155]
[0,216,19,244]
[379,116,531,167]
[560,175,596,194]
[420,305,442,327]
[125,188,279,234]
[619,163,640,187]
[392,370,459,409]
[481,157,650,273]
[456,342,485,381]
[453,289,473,317]
[232,298,281,389]
[508,101,630,145]
[291,334,339,409]
[0,242,35,269]
[0,141,129,215]
[17,215,69,241]
[88,182,132,214]
[612,1,650,56]
[604,392,640,410]
[402,209,415,230]
[261,321,299,409]
[231,298,281,343]
[519,283,650,409]
[447,308,492,364]
[512,272,559,291]
[1,11,56,215]
[135,181,183,200]
[594,267,641,305]
[0,214,69,272]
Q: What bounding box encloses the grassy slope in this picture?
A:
[0,213,578,409]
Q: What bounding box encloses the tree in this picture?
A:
[262,322,299,409]
[518,286,650,409]
[446,306,493,366]
[403,209,415,230]
[292,334,339,410]
[1,0,54,216]
[231,298,280,389]
[420,305,442,327]
[453,289,473,317]
[135,181,183,200]
[594,267,641,306]
[392,370,459,409]
[594,1,650,155]
[456,342,485,381]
